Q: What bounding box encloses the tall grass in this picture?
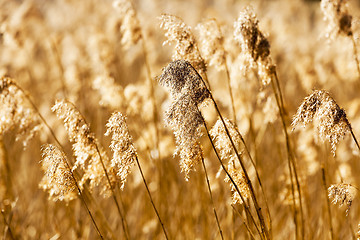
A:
[1,0,360,239]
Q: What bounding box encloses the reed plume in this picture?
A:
[158,60,210,180]
[292,90,352,154]
[105,111,137,189]
[39,144,76,202]
[328,183,357,215]
[321,0,352,38]
[234,7,272,86]
[0,76,41,146]
[52,100,115,196]
[159,14,207,78]
[210,118,250,204]
[196,19,226,70]
[112,0,141,49]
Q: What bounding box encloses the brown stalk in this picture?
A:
[321,163,334,240]
[194,70,269,239]
[68,102,130,240]
[1,209,16,240]
[12,83,104,239]
[200,113,263,239]
[231,205,256,240]
[269,68,304,240]
[200,157,224,240]
[350,33,360,80]
[134,155,169,240]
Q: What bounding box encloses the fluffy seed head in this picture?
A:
[196,19,226,70]
[159,60,209,180]
[159,14,206,76]
[105,112,137,189]
[0,77,41,146]
[321,0,352,38]
[328,183,356,215]
[209,118,242,165]
[52,100,115,197]
[225,164,250,205]
[234,8,272,85]
[39,144,77,202]
[113,0,142,48]
[292,90,351,154]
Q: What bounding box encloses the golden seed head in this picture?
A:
[292,90,351,154]
[159,14,207,76]
[196,19,226,70]
[52,100,115,197]
[321,0,352,38]
[328,183,356,215]
[0,77,41,147]
[113,0,142,48]
[39,144,77,202]
[105,111,137,189]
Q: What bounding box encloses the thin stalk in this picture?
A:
[224,59,237,124]
[350,33,360,80]
[321,164,334,240]
[93,144,130,240]
[69,102,130,240]
[13,84,104,239]
[71,169,104,239]
[269,68,304,240]
[49,38,68,99]
[1,210,16,240]
[193,69,269,239]
[134,155,169,240]
[140,37,160,161]
[350,129,360,152]
[231,205,256,240]
[201,115,263,239]
[200,157,224,240]
[232,125,272,237]
[204,94,268,238]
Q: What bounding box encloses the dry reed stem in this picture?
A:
[1,209,16,240]
[195,68,270,240]
[201,116,263,239]
[134,155,169,240]
[270,70,305,240]
[57,102,130,239]
[321,164,334,240]
[231,205,257,240]
[201,157,224,240]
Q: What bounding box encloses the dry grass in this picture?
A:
[1,0,360,239]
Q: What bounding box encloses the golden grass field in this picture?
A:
[1,0,360,239]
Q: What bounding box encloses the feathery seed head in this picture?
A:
[209,118,242,164]
[196,19,226,70]
[39,144,77,202]
[113,0,142,48]
[328,183,356,214]
[234,8,272,85]
[292,90,351,154]
[0,77,41,146]
[105,112,137,189]
[158,59,210,103]
[52,100,115,197]
[321,0,352,38]
[234,8,270,63]
[159,60,209,180]
[159,14,207,76]
[225,165,249,205]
